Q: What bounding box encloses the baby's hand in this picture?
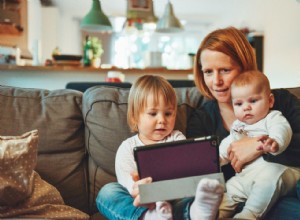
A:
[256,135,279,153]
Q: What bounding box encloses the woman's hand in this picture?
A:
[227,136,264,173]
[130,171,155,209]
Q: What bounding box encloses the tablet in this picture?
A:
[134,135,220,182]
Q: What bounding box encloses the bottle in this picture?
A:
[83,35,93,67]
[52,47,61,56]
[14,45,21,66]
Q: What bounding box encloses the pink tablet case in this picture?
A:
[134,135,220,182]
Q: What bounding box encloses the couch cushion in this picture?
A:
[287,87,300,99]
[0,85,88,213]
[264,196,300,220]
[83,85,205,214]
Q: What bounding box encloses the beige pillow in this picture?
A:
[0,130,38,206]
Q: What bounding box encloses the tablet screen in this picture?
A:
[134,136,220,182]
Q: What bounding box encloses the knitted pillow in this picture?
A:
[0,130,38,206]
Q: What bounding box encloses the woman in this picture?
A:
[96,26,300,220]
[187,26,300,219]
[187,26,261,180]
[188,26,300,178]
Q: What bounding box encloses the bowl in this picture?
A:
[52,54,82,61]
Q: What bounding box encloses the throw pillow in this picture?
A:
[0,130,89,219]
[0,130,38,206]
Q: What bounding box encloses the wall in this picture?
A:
[27,0,42,65]
[191,0,300,88]
[48,0,300,89]
[40,7,59,63]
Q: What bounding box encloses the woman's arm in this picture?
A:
[186,106,214,138]
[227,136,264,172]
[264,89,300,167]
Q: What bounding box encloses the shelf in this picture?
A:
[0,22,23,35]
[0,64,193,75]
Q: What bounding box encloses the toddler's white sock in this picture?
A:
[143,201,173,220]
[190,178,224,220]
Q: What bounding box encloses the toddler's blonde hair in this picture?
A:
[127,75,177,132]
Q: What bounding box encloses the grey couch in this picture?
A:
[0,84,299,219]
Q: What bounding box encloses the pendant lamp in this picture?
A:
[144,0,158,23]
[80,0,112,32]
[126,0,157,28]
[156,0,183,33]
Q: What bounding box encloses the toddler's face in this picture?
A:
[137,94,176,145]
[231,84,274,125]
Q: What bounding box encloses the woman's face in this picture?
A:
[200,49,241,103]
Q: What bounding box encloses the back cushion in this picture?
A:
[83,86,205,214]
[0,85,88,213]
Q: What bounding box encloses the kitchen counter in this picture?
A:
[0,65,193,90]
[0,64,192,73]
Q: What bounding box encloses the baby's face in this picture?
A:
[231,84,274,125]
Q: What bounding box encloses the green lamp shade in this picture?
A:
[80,0,112,32]
[156,1,183,33]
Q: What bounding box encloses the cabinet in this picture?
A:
[248,33,264,72]
[0,0,23,35]
[0,0,30,60]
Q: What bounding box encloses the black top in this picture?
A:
[186,88,300,180]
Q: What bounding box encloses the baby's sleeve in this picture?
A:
[219,135,232,166]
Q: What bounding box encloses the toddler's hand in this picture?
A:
[130,172,154,209]
[131,171,140,182]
